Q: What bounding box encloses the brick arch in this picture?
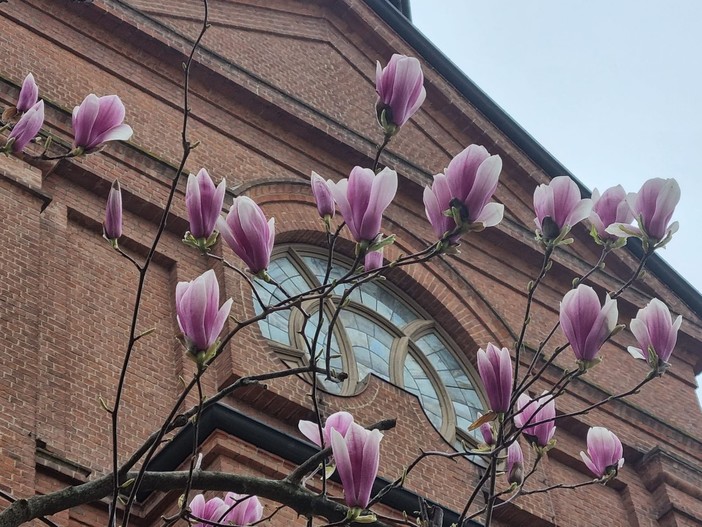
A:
[234,177,516,362]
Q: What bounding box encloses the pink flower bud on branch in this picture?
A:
[477,343,513,414]
[628,298,681,375]
[560,285,618,369]
[184,168,226,251]
[217,196,275,277]
[533,176,592,245]
[175,270,233,362]
[71,94,133,154]
[4,100,44,154]
[103,180,123,245]
[16,73,39,113]
[375,54,426,135]
[579,426,624,479]
[331,423,382,509]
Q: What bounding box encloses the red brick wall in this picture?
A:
[0,0,700,526]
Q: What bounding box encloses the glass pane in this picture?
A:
[255,253,484,445]
[415,332,484,438]
[253,255,312,346]
[403,354,443,429]
[304,311,345,395]
[302,256,352,297]
[303,256,418,327]
[339,310,393,382]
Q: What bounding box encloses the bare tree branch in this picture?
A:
[0,471,394,527]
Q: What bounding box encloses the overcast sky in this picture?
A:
[409,0,702,402]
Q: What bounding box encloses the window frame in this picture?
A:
[254,245,487,445]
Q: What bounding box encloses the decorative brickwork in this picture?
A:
[0,1,700,526]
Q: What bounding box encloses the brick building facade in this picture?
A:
[0,1,701,526]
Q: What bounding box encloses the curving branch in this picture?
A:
[0,471,392,527]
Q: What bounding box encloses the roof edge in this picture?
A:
[364,0,702,319]
[139,403,482,526]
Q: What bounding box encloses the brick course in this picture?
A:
[0,0,700,526]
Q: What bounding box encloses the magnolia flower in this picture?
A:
[560,285,618,365]
[217,196,275,275]
[533,176,592,243]
[633,178,680,241]
[514,392,556,448]
[364,249,383,271]
[5,100,44,153]
[103,180,123,242]
[375,54,426,133]
[424,145,504,240]
[628,298,682,371]
[175,270,233,355]
[221,493,263,526]
[476,343,513,413]
[608,178,680,247]
[580,427,624,478]
[16,73,39,113]
[310,171,335,219]
[186,168,226,240]
[506,440,524,485]
[331,423,382,509]
[328,166,397,243]
[298,411,354,448]
[478,419,494,446]
[589,185,635,243]
[189,494,225,527]
[72,94,133,152]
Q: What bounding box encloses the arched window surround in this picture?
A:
[254,245,488,444]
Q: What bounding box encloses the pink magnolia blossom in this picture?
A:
[175,270,233,353]
[423,145,503,240]
[608,178,680,245]
[364,249,383,271]
[298,411,354,448]
[310,171,335,219]
[589,185,635,242]
[506,440,524,485]
[72,94,133,152]
[220,493,263,526]
[580,427,624,478]
[559,285,618,364]
[628,298,682,368]
[478,419,494,446]
[16,73,39,112]
[327,166,397,243]
[103,180,123,241]
[189,494,225,527]
[533,176,592,242]
[476,343,513,413]
[6,100,44,153]
[186,169,226,240]
[331,423,382,509]
[375,54,426,131]
[514,392,556,447]
[217,196,275,275]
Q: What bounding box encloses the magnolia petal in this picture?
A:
[474,202,504,228]
[626,346,646,360]
[90,123,133,148]
[298,420,322,446]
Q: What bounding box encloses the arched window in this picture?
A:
[253,246,486,445]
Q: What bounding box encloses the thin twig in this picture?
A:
[112,4,211,527]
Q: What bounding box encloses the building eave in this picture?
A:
[365,0,702,320]
[139,403,482,527]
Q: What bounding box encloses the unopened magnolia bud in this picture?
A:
[103,180,123,243]
[508,462,524,485]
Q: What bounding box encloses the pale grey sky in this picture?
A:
[409,0,702,401]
